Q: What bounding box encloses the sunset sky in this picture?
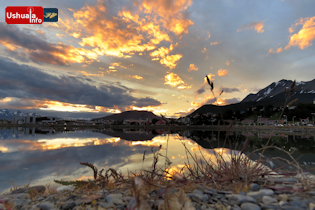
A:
[0,0,314,118]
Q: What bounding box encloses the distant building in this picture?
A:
[13,116,36,124]
[12,116,57,124]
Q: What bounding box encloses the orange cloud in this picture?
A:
[150,45,172,58]
[164,73,193,89]
[130,75,144,80]
[226,60,233,65]
[237,21,265,33]
[160,54,183,69]
[54,0,193,69]
[268,47,283,54]
[285,16,315,50]
[79,71,105,77]
[178,85,192,89]
[164,73,184,87]
[217,69,228,76]
[138,0,194,35]
[210,41,221,45]
[202,47,207,53]
[188,64,198,72]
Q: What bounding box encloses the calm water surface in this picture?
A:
[0,127,315,193]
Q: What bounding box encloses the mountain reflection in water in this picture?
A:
[0,127,315,194]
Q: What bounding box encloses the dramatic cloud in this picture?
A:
[220,87,240,93]
[159,54,183,69]
[0,57,161,109]
[164,73,184,87]
[217,69,228,76]
[57,0,191,69]
[188,64,198,72]
[285,16,315,50]
[0,23,98,65]
[237,21,265,33]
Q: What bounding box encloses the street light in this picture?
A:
[292,116,296,125]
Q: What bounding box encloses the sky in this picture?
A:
[0,0,315,119]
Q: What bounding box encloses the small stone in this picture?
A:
[226,194,257,205]
[99,202,114,208]
[0,204,5,209]
[271,178,298,183]
[193,189,204,196]
[240,202,261,210]
[201,204,207,210]
[106,193,123,205]
[309,203,315,210]
[76,194,102,205]
[56,186,75,194]
[196,184,207,191]
[187,193,204,202]
[204,189,217,195]
[217,190,233,194]
[250,183,260,191]
[262,196,277,205]
[123,196,133,202]
[307,191,315,196]
[289,200,301,207]
[278,194,289,201]
[247,189,274,199]
[279,200,289,206]
[62,201,76,210]
[38,201,55,210]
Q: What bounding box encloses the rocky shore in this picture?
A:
[1,176,315,210]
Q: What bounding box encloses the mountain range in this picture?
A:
[189,79,315,116]
[0,109,40,120]
[93,110,161,121]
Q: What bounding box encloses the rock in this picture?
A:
[196,184,207,191]
[186,193,204,202]
[56,186,75,194]
[10,185,46,194]
[38,202,56,210]
[193,189,204,196]
[106,193,123,205]
[0,204,5,209]
[310,203,315,210]
[307,191,315,196]
[270,178,298,183]
[279,200,289,206]
[76,194,102,205]
[123,196,134,202]
[226,194,257,205]
[62,200,76,210]
[247,189,274,199]
[240,202,261,210]
[217,190,233,194]
[204,189,217,195]
[278,194,289,201]
[250,183,260,191]
[99,202,114,208]
[262,196,277,205]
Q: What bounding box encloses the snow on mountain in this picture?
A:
[241,79,315,105]
[0,109,40,120]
